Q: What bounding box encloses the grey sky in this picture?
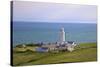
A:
[13,1,97,23]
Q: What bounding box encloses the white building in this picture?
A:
[36,27,77,52]
[65,41,76,52]
[59,28,65,44]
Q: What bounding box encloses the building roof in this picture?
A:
[36,47,48,52]
[67,41,74,44]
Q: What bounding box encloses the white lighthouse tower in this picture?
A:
[59,27,65,44]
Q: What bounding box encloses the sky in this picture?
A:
[13,1,97,23]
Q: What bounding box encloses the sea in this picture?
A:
[13,22,97,46]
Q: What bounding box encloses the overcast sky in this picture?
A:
[13,1,97,23]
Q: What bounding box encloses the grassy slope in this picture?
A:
[13,42,97,66]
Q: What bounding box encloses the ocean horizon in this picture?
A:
[13,22,97,46]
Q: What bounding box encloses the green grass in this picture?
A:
[13,42,97,66]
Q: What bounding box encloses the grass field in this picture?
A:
[12,42,97,66]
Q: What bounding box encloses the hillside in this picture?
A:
[12,42,97,66]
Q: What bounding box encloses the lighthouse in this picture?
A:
[59,27,65,44]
